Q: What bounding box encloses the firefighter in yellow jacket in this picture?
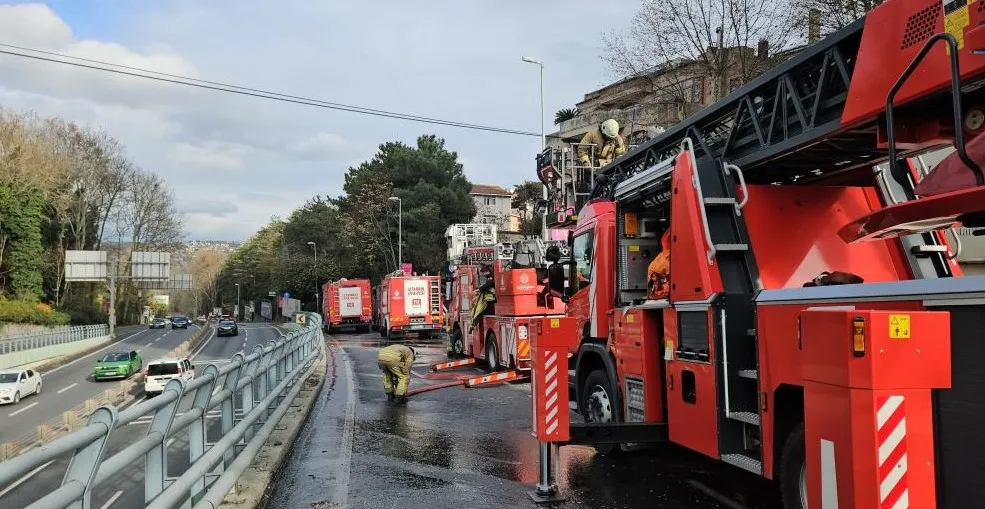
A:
[378,343,416,405]
[578,119,627,167]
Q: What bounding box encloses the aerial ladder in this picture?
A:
[525,1,985,507]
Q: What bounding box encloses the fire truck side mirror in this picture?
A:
[547,262,567,300]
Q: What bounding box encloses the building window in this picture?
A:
[485,196,496,206]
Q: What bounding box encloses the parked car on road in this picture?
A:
[94,351,142,381]
[144,358,195,397]
[171,316,190,329]
[0,368,42,405]
[217,320,238,337]
[149,317,167,329]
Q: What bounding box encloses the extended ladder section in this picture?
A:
[589,18,878,200]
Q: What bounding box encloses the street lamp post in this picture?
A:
[388,197,402,270]
[307,241,319,313]
[234,283,241,322]
[249,274,256,321]
[522,55,549,241]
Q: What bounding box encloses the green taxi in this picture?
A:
[94,350,142,381]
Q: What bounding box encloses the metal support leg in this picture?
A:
[528,442,565,503]
[187,364,219,508]
[221,353,244,470]
[145,379,183,504]
[64,406,118,509]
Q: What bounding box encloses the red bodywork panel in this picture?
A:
[322,279,372,326]
[611,309,665,423]
[568,200,616,347]
[843,0,985,129]
[742,185,913,288]
[670,152,723,301]
[379,275,443,333]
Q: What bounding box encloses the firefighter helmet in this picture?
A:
[601,118,620,138]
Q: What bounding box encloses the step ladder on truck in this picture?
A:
[524,2,985,507]
[439,235,569,384]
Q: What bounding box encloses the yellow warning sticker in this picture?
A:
[550,318,560,329]
[944,5,970,51]
[889,314,911,340]
[626,314,635,323]
[629,245,640,252]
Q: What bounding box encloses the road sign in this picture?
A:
[131,252,171,281]
[64,250,108,281]
[283,292,291,299]
[268,291,277,297]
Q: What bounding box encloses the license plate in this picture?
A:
[410,324,424,329]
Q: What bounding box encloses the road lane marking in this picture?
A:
[56,383,78,394]
[0,459,55,497]
[189,327,217,360]
[334,346,355,507]
[40,329,152,377]
[99,490,123,509]
[9,402,38,416]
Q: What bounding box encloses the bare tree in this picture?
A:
[801,0,883,35]
[602,0,802,120]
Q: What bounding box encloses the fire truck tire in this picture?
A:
[451,328,464,357]
[582,369,621,455]
[485,336,501,372]
[779,422,807,509]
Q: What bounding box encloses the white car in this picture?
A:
[143,358,194,397]
[0,368,42,405]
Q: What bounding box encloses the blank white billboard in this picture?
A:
[65,250,108,282]
[131,252,171,281]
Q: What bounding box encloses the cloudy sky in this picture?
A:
[0,1,637,241]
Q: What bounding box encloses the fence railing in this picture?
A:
[0,324,109,354]
[0,313,323,509]
[0,325,212,461]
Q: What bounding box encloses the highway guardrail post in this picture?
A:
[221,352,245,470]
[241,345,264,443]
[188,363,219,504]
[145,378,184,504]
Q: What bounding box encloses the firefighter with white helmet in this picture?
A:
[577,118,627,167]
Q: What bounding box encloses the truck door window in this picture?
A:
[572,230,595,288]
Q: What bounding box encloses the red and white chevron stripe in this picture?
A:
[877,395,909,509]
[544,351,560,435]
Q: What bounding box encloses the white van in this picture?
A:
[144,358,194,397]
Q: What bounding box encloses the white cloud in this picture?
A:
[0,1,638,241]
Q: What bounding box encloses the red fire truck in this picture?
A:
[445,240,567,372]
[375,271,444,339]
[531,1,985,507]
[322,278,372,333]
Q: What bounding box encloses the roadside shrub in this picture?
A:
[62,303,108,325]
[0,297,71,326]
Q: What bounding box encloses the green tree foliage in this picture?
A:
[554,108,578,126]
[220,135,477,312]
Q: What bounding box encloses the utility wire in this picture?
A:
[0,42,541,137]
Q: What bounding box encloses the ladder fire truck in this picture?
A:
[527,1,985,507]
[442,224,568,374]
[322,278,372,333]
[373,270,444,340]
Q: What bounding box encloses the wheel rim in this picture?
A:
[488,342,497,368]
[798,461,808,509]
[14,392,19,403]
[586,385,613,423]
[36,384,40,394]
[454,338,464,355]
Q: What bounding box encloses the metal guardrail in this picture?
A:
[0,314,324,509]
[0,326,213,461]
[0,325,109,355]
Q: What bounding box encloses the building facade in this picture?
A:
[470,184,514,232]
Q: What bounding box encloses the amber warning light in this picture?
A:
[852,316,866,357]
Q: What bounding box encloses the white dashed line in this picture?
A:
[57,383,78,394]
[9,402,38,416]
[99,490,123,509]
[0,459,54,497]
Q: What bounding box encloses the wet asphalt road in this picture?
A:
[0,322,283,509]
[265,331,784,509]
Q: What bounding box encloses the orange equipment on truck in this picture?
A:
[444,236,569,374]
[527,2,985,507]
[322,278,372,333]
[375,270,444,340]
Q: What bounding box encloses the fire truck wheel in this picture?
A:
[451,329,464,357]
[485,337,501,372]
[582,369,620,455]
[779,422,807,509]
